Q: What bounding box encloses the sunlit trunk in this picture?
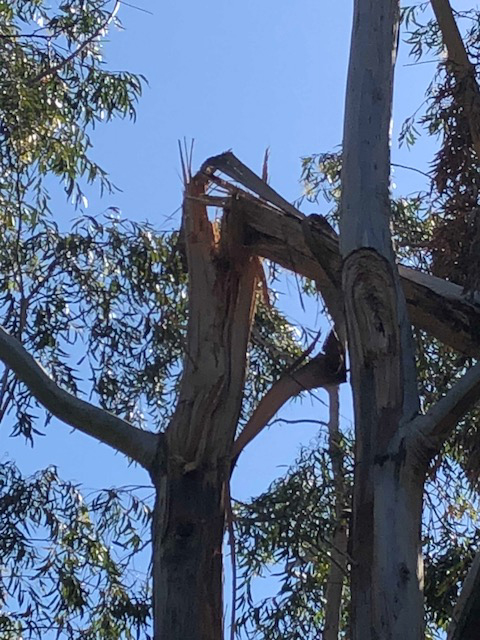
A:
[340,0,423,636]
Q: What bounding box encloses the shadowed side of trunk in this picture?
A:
[152,464,225,640]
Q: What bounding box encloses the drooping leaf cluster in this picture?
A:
[423,461,480,635]
[0,461,152,639]
[401,3,480,294]
[234,437,353,640]
[0,0,144,208]
[0,213,190,437]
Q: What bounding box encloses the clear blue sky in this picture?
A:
[1,0,444,629]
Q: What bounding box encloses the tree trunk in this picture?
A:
[324,386,348,640]
[152,462,225,640]
[148,177,258,639]
[340,0,423,637]
[350,450,426,638]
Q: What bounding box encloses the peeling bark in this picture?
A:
[151,179,259,639]
[340,0,423,637]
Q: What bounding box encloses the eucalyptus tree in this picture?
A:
[0,3,329,637]
[234,2,480,638]
[3,0,480,639]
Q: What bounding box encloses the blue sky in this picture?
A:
[1,0,445,631]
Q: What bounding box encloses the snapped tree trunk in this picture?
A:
[149,176,259,639]
[340,0,424,637]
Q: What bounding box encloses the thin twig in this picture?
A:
[225,480,237,640]
[28,0,121,86]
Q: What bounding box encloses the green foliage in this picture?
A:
[0,461,151,639]
[234,438,353,639]
[0,206,308,439]
[0,214,189,436]
[2,0,480,637]
[300,151,435,269]
[233,419,479,639]
[424,464,480,635]
[0,0,143,206]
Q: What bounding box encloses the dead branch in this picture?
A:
[431,0,480,158]
[201,151,303,219]
[230,188,480,357]
[231,332,346,463]
[200,152,480,357]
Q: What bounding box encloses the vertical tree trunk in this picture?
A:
[324,386,348,640]
[149,177,259,639]
[152,463,225,640]
[340,0,423,637]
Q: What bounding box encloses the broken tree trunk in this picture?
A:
[150,178,260,639]
[197,159,480,358]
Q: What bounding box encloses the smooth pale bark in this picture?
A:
[198,151,480,636]
[340,0,423,637]
[323,386,348,640]
[409,361,480,454]
[0,325,158,468]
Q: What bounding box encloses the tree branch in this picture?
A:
[201,152,480,357]
[409,361,480,456]
[201,151,302,220]
[431,0,480,158]
[447,547,480,640]
[232,336,346,463]
[0,325,159,470]
[28,0,121,87]
[233,190,480,357]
